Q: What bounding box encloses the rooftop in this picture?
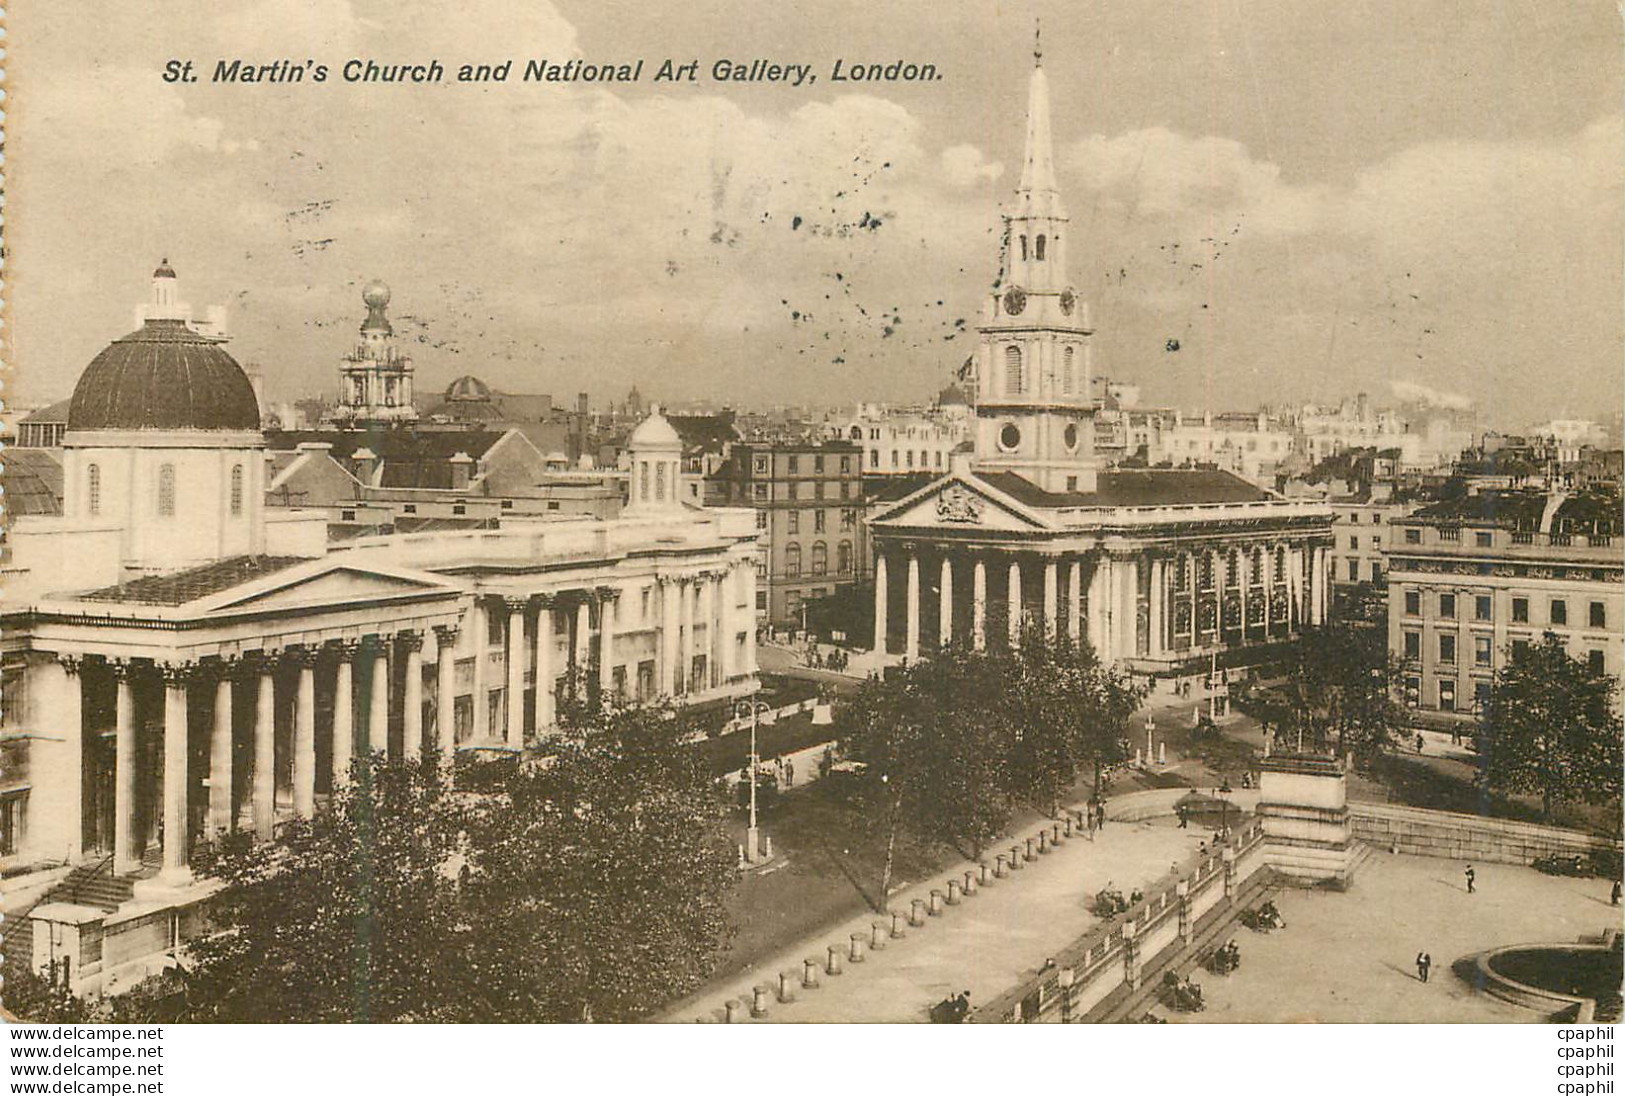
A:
[975,468,1273,509]
[75,555,307,606]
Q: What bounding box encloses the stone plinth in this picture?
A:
[1256,754,1366,889]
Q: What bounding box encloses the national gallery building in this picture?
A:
[868,54,1333,673]
[1,267,760,991]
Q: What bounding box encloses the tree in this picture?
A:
[172,699,737,1022]
[1277,621,1407,762]
[1478,634,1621,822]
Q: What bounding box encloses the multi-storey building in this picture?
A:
[1385,489,1623,720]
[835,399,969,477]
[866,50,1333,675]
[706,441,866,626]
[1147,411,1295,487]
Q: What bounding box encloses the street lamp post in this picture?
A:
[736,699,772,863]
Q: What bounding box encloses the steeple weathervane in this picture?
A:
[1034,19,1042,66]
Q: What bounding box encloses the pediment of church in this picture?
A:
[871,475,1050,533]
[201,562,459,614]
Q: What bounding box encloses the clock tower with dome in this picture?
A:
[971,36,1100,494]
[331,279,419,426]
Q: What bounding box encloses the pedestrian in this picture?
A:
[1177,806,1189,829]
[1416,951,1431,983]
[785,758,795,787]
[1416,732,1426,754]
[1611,880,1621,906]
[820,744,835,780]
[1086,809,1097,841]
[1464,865,1475,894]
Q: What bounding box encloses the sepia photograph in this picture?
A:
[0,0,1621,1067]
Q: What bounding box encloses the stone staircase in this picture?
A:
[2,848,162,982]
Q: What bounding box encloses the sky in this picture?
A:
[12,0,1624,428]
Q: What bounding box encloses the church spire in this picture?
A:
[1017,42,1060,201]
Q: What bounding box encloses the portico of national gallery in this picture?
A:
[0,266,759,990]
[868,54,1333,672]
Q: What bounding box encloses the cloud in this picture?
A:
[28,68,230,168]
[939,145,1004,188]
[1389,380,1474,411]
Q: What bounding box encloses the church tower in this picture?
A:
[332,279,419,426]
[971,35,1100,494]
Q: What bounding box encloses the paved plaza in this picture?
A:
[667,813,1213,1022]
[1165,853,1621,1024]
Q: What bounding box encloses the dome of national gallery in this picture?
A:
[445,374,494,401]
[68,318,260,432]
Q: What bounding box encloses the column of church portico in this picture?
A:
[505,599,528,749]
[905,553,921,661]
[402,633,425,760]
[1239,558,1250,641]
[575,598,593,686]
[158,665,192,882]
[712,574,726,686]
[534,602,555,730]
[1118,556,1140,658]
[1088,559,1110,660]
[253,660,276,839]
[1043,560,1059,639]
[113,662,140,874]
[972,559,987,650]
[367,637,390,753]
[678,581,695,694]
[1262,548,1273,638]
[293,649,318,818]
[332,642,356,789]
[938,557,954,648]
[599,591,618,699]
[470,600,488,733]
[1007,558,1023,647]
[209,669,234,834]
[1068,560,1083,643]
[1313,546,1328,625]
[873,554,889,655]
[660,579,679,693]
[1149,558,1166,658]
[434,626,459,768]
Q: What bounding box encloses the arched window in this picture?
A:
[1251,547,1264,584]
[1275,546,1287,579]
[655,462,667,502]
[1035,235,1046,261]
[784,544,802,578]
[157,464,176,517]
[849,425,862,440]
[1004,345,1023,395]
[87,464,101,517]
[1226,550,1240,588]
[838,541,853,574]
[1019,235,1028,261]
[230,465,244,516]
[811,542,828,575]
[1063,346,1075,394]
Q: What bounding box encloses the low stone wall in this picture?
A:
[974,818,1271,1023]
[1349,803,1620,866]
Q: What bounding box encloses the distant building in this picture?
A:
[1386,488,1623,721]
[329,281,419,427]
[15,399,71,449]
[833,398,968,477]
[706,440,866,626]
[1147,410,1295,486]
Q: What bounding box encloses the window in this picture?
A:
[1004,345,1023,395]
[1439,593,1456,619]
[487,608,505,645]
[1404,632,1421,659]
[1019,235,1028,261]
[1550,599,1567,626]
[840,456,851,473]
[756,591,768,610]
[1348,536,1359,551]
[1066,476,1078,492]
[452,503,467,515]
[1475,596,1492,622]
[1474,682,1492,711]
[755,510,768,530]
[500,499,514,510]
[754,456,768,474]
[814,509,827,533]
[341,509,357,522]
[1438,633,1457,664]
[1370,536,1381,549]
[157,463,176,517]
[1404,529,1421,544]
[870,449,880,467]
[891,450,899,468]
[1474,635,1492,667]
[814,455,824,473]
[784,545,801,577]
[1034,234,1046,261]
[1590,601,1607,629]
[0,790,27,856]
[1370,562,1382,583]
[811,542,828,575]
[1405,676,1420,707]
[1475,532,1492,548]
[1373,514,1383,524]
[752,483,768,501]
[1511,638,1530,659]
[837,541,853,574]
[814,482,825,500]
[1438,679,1456,712]
[788,455,800,474]
[1063,346,1076,394]
[1589,650,1606,674]
[1348,559,1360,581]
[87,464,102,517]
[1511,597,1529,623]
[906,450,914,468]
[1404,590,1420,616]
[840,509,855,531]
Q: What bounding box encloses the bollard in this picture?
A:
[763,835,773,859]
[1038,831,1050,854]
[1063,814,1074,838]
[1011,844,1026,870]
[849,933,866,963]
[1053,821,1065,844]
[872,922,888,950]
[725,999,744,1023]
[778,971,797,1003]
[752,985,771,1017]
[1025,837,1038,861]
[994,853,1009,878]
[803,957,821,989]
[964,868,978,896]
[946,879,962,905]
[910,897,927,926]
[978,861,992,886]
[826,944,844,976]
[891,910,906,938]
[930,889,947,915]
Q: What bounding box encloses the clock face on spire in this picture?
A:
[1003,286,1027,316]
[1060,289,1076,316]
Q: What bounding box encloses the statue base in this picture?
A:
[1256,754,1368,889]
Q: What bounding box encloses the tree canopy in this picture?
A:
[1477,634,1621,822]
